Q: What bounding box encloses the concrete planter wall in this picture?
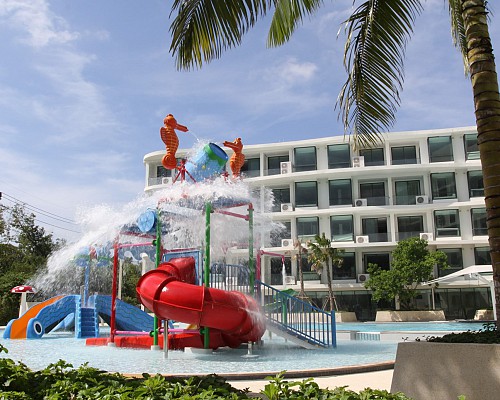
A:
[335,311,357,322]
[391,342,500,400]
[376,310,445,322]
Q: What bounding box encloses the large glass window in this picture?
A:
[295,181,318,207]
[394,180,421,205]
[335,252,356,280]
[329,179,352,206]
[431,172,457,200]
[471,208,487,236]
[294,147,317,172]
[240,158,260,177]
[271,188,291,212]
[464,133,480,160]
[267,155,289,176]
[428,136,454,162]
[439,248,463,277]
[391,146,418,165]
[474,247,491,265]
[327,144,351,169]
[397,216,424,241]
[157,165,170,178]
[362,217,388,242]
[468,170,484,197]
[359,182,387,206]
[330,215,354,242]
[434,209,461,237]
[296,216,319,240]
[363,253,390,272]
[360,148,385,166]
[270,257,292,285]
[271,221,291,247]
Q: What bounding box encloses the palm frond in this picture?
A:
[170,0,272,70]
[336,0,423,150]
[448,0,469,75]
[267,0,324,46]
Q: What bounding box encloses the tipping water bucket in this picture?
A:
[185,143,228,181]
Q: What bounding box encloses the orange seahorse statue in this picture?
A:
[160,114,188,170]
[223,137,245,178]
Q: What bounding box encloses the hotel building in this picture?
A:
[144,126,492,320]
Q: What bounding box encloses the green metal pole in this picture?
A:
[248,203,254,294]
[203,202,212,349]
[153,209,162,347]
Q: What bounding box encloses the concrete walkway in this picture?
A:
[228,369,394,394]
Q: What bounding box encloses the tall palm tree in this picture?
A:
[306,233,344,312]
[168,0,500,327]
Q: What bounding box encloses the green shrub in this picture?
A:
[424,322,500,344]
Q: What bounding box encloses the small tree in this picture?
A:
[364,237,448,310]
[307,233,344,312]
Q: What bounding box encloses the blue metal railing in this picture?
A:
[256,280,336,348]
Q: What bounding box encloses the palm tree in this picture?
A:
[306,233,344,312]
[168,0,500,327]
[293,238,310,302]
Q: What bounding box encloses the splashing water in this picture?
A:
[29,166,284,298]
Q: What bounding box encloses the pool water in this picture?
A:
[0,321,484,375]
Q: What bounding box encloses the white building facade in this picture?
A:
[144,126,492,320]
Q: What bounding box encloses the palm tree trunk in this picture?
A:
[462,0,500,327]
[326,261,336,312]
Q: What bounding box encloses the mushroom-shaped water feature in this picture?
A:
[11,285,36,317]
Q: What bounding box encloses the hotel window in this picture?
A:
[434,209,461,237]
[464,133,480,160]
[362,217,389,242]
[431,172,457,200]
[327,144,351,169]
[330,215,354,242]
[156,165,170,178]
[240,158,260,177]
[294,146,317,172]
[394,180,421,205]
[271,221,291,247]
[335,252,356,280]
[360,148,385,166]
[296,216,319,240]
[329,179,352,206]
[397,216,424,241]
[295,181,318,207]
[267,155,289,176]
[474,247,491,265]
[471,208,487,236]
[363,253,390,272]
[468,170,484,197]
[271,188,291,212]
[270,257,292,285]
[439,248,463,277]
[391,145,418,165]
[359,182,387,206]
[428,136,454,162]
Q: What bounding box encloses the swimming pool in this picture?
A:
[0,321,484,375]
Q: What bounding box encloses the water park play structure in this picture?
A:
[3,115,337,352]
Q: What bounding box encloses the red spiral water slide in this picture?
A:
[136,257,266,349]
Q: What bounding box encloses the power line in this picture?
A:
[34,218,81,234]
[1,192,77,225]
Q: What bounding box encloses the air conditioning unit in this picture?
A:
[358,273,370,283]
[415,195,429,204]
[420,232,434,241]
[161,177,171,185]
[280,203,294,212]
[352,156,365,167]
[281,238,293,248]
[356,235,370,244]
[284,276,296,285]
[355,198,368,207]
[280,161,292,174]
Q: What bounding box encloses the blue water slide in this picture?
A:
[26,295,79,338]
[91,295,156,332]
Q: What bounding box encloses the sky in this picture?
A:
[0,0,498,242]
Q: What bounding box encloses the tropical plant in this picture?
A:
[293,238,310,302]
[167,0,500,327]
[364,237,448,310]
[306,233,344,311]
